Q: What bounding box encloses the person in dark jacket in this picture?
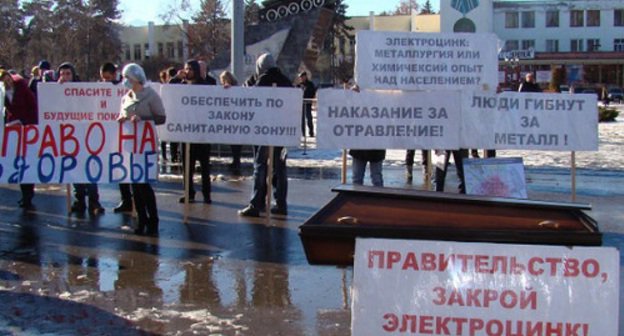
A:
[179,59,213,204]
[28,60,51,95]
[297,71,316,137]
[518,72,541,92]
[58,62,105,215]
[1,70,38,208]
[238,53,291,217]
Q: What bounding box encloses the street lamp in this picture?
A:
[504,56,520,89]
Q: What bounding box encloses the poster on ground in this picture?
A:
[464,157,528,199]
[316,89,462,150]
[353,238,619,336]
[355,31,499,92]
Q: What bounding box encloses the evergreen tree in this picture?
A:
[188,0,230,61]
[0,0,25,70]
[323,0,353,84]
[420,0,435,14]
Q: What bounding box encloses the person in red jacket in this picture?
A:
[0,70,38,208]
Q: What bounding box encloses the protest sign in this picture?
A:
[464,157,527,199]
[353,238,619,336]
[0,121,159,184]
[355,31,498,91]
[462,92,598,151]
[316,89,462,150]
[38,82,127,123]
[158,85,302,146]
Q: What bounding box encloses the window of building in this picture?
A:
[124,44,131,61]
[521,40,535,50]
[615,39,624,51]
[144,43,150,58]
[546,10,559,27]
[614,9,624,26]
[133,44,141,60]
[521,11,535,28]
[587,10,600,27]
[587,39,601,51]
[505,12,519,28]
[177,41,184,59]
[166,42,175,58]
[571,39,584,52]
[546,39,559,52]
[158,43,164,57]
[570,10,584,27]
[504,40,519,51]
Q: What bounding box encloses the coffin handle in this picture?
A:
[337,216,359,225]
[538,220,560,230]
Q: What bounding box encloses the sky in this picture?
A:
[119,0,440,26]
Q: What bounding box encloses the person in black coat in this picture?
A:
[238,53,291,217]
[296,71,316,137]
[179,59,213,204]
[518,73,542,92]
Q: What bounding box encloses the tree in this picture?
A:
[394,0,419,15]
[245,0,261,26]
[420,0,435,14]
[0,0,25,70]
[187,0,230,61]
[322,0,354,84]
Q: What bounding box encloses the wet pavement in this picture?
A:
[0,157,623,335]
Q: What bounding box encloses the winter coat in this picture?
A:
[120,86,166,125]
[4,74,38,125]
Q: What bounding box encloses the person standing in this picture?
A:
[179,59,213,204]
[296,71,316,137]
[219,70,243,176]
[238,53,291,217]
[348,85,385,187]
[28,60,51,95]
[57,62,105,215]
[0,70,38,208]
[433,149,469,194]
[518,72,541,93]
[100,62,133,213]
[118,63,166,235]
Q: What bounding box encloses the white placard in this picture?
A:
[355,31,499,92]
[317,89,461,150]
[38,82,127,123]
[158,85,302,146]
[353,238,619,336]
[462,92,598,151]
[0,122,159,184]
[464,157,527,199]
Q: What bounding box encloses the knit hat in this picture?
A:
[122,63,147,85]
[38,60,51,71]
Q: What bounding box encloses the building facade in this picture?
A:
[119,1,624,88]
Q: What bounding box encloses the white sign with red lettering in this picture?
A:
[352,238,619,336]
[355,31,499,91]
[158,85,302,146]
[38,82,127,123]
